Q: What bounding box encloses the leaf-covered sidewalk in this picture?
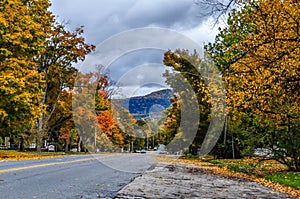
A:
[115,156,299,199]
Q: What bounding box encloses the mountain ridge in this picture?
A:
[112,89,173,119]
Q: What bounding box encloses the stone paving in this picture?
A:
[115,162,294,199]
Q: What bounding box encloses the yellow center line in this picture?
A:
[0,155,115,173]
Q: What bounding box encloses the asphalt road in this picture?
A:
[0,153,157,199]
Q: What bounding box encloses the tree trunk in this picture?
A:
[78,137,82,152]
[65,140,69,152]
[19,136,24,152]
[36,116,44,152]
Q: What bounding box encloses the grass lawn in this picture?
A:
[265,172,300,190]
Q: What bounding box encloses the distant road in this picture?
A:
[0,153,157,199]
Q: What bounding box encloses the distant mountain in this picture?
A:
[113,89,173,119]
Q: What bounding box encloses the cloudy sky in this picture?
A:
[50,0,221,98]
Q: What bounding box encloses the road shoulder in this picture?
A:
[115,157,295,199]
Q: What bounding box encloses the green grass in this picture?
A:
[207,159,228,164]
[265,172,300,189]
[183,153,199,159]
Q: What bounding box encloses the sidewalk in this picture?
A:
[115,158,294,199]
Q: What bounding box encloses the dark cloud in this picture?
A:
[123,0,198,27]
[50,0,220,98]
[50,0,211,44]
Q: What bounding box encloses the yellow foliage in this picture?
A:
[225,0,300,121]
[0,0,52,133]
[0,150,59,161]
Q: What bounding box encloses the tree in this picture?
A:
[94,73,130,150]
[111,102,136,151]
[163,49,223,154]
[34,21,95,151]
[54,89,79,151]
[206,0,300,170]
[72,71,131,152]
[59,119,75,152]
[0,0,52,144]
[134,119,150,150]
[162,94,181,146]
[72,72,98,152]
[0,0,95,151]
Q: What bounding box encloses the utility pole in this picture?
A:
[146,134,148,150]
[153,134,155,149]
[232,133,235,159]
[94,127,97,152]
[224,115,228,144]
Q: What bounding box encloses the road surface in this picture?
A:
[0,153,156,199]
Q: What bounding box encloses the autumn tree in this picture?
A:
[34,21,95,151]
[72,72,97,152]
[53,89,79,151]
[206,0,300,170]
[0,0,52,145]
[72,70,130,152]
[58,118,77,152]
[161,94,181,146]
[94,70,133,150]
[0,0,95,151]
[163,49,223,155]
[96,90,123,149]
[111,102,136,151]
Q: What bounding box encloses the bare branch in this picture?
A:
[194,0,244,27]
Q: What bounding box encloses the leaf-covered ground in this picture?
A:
[0,150,60,161]
[156,156,300,198]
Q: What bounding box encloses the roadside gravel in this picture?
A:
[115,161,294,199]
